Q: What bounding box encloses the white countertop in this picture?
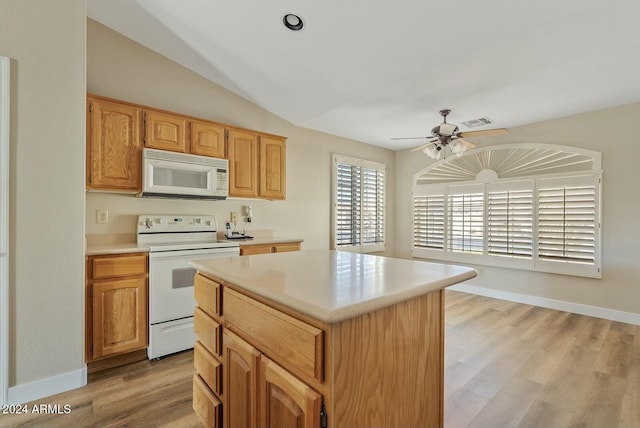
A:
[190,250,477,323]
[86,242,149,256]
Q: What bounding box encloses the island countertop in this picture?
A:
[190,249,476,323]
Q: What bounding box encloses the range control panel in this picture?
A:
[137,215,217,233]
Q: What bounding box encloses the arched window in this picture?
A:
[412,144,602,278]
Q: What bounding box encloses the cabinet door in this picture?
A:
[191,121,226,158]
[228,129,259,197]
[259,136,286,199]
[87,98,142,191]
[223,330,260,428]
[144,110,188,152]
[91,276,147,360]
[259,356,322,428]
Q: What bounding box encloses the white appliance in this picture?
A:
[137,214,239,359]
[140,148,229,200]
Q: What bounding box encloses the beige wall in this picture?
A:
[396,102,640,315]
[86,19,396,255]
[0,0,86,386]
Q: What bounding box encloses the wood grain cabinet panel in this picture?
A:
[228,129,259,197]
[194,274,222,319]
[195,307,222,357]
[259,136,286,199]
[91,276,147,360]
[224,288,324,382]
[239,242,301,256]
[87,98,142,191]
[144,109,188,152]
[86,253,148,365]
[223,330,260,428]
[273,242,300,253]
[194,341,222,396]
[259,356,322,428]
[193,374,222,428]
[239,244,273,256]
[92,254,147,280]
[191,121,226,158]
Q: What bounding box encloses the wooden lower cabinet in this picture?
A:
[193,374,222,427]
[239,241,301,256]
[194,272,444,428]
[222,330,322,428]
[86,253,148,369]
[259,356,322,428]
[223,330,260,428]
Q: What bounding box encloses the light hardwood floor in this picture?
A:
[2,290,639,427]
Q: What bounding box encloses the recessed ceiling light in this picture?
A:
[283,13,304,31]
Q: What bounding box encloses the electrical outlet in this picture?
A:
[96,209,109,224]
[230,211,238,223]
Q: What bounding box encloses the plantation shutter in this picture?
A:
[537,175,598,264]
[487,180,534,259]
[412,187,445,251]
[335,162,361,247]
[447,184,484,255]
[333,155,385,252]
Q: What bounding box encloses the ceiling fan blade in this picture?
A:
[458,138,476,149]
[458,128,508,138]
[390,136,430,140]
[410,140,437,152]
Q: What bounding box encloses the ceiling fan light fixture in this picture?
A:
[283,13,304,31]
[423,145,441,160]
[449,140,466,154]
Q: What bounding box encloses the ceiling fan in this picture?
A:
[391,109,508,159]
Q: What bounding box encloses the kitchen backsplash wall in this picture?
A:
[85,193,289,238]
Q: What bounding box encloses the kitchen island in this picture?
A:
[190,250,476,428]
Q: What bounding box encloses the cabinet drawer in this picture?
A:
[193,374,221,428]
[194,274,222,318]
[91,254,147,279]
[224,288,324,381]
[194,341,222,396]
[194,307,222,356]
[239,244,272,256]
[273,242,300,253]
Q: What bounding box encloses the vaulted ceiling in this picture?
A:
[88,0,640,150]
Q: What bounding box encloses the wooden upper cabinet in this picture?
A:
[144,109,188,153]
[191,121,226,158]
[228,129,259,198]
[259,136,286,200]
[87,98,142,191]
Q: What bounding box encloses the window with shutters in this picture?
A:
[413,191,445,251]
[448,184,484,257]
[486,180,534,269]
[412,173,601,278]
[536,175,599,277]
[333,154,385,253]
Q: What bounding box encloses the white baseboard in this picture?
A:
[7,366,87,405]
[449,283,640,326]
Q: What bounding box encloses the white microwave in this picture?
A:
[139,148,228,200]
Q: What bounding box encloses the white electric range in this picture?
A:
[137,214,239,359]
